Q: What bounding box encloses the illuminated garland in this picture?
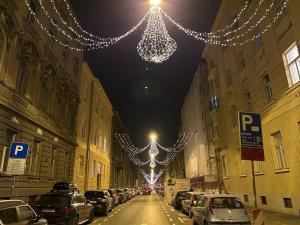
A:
[115,132,193,185]
[24,0,290,61]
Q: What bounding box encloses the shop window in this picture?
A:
[28,139,41,176]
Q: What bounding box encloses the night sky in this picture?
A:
[70,0,220,146]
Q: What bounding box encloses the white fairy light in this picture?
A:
[137,6,177,63]
[24,0,290,61]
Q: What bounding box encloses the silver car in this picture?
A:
[192,194,251,225]
[182,192,205,217]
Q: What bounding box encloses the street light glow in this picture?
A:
[150,0,161,7]
[149,132,157,141]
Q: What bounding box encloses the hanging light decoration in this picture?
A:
[137,5,177,63]
[24,0,290,61]
[115,132,193,185]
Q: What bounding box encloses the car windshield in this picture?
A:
[85,191,105,199]
[211,197,244,209]
[38,195,69,207]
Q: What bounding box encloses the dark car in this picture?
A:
[116,189,127,203]
[84,190,113,216]
[34,182,94,225]
[107,189,119,207]
[172,190,189,209]
[0,200,47,225]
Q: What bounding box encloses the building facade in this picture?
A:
[202,0,300,215]
[0,0,82,202]
[73,62,113,191]
[110,112,138,188]
[181,64,218,192]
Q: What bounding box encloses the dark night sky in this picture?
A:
[69,0,220,145]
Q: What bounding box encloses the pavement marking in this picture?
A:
[171,208,174,211]
[178,217,185,224]
[166,214,170,217]
[104,218,108,222]
[169,218,173,222]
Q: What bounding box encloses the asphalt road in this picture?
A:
[91,194,192,225]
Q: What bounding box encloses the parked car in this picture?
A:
[84,190,113,216]
[116,189,127,203]
[192,194,251,225]
[0,200,48,225]
[182,192,205,217]
[124,188,133,199]
[34,182,94,225]
[107,189,119,207]
[172,190,189,209]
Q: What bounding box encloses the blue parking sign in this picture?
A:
[9,142,29,159]
[239,112,265,161]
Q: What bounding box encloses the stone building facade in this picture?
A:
[202,0,300,215]
[73,62,113,191]
[110,112,138,188]
[181,64,218,192]
[0,0,82,201]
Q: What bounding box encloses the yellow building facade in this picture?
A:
[73,62,112,191]
[203,0,300,215]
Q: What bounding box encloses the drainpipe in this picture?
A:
[84,80,95,191]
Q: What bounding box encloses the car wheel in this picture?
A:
[192,217,197,225]
[67,216,79,225]
[87,210,94,224]
[104,207,109,216]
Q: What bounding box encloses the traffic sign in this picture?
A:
[6,142,29,175]
[239,112,265,161]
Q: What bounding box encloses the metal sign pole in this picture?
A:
[251,161,257,209]
[9,176,16,199]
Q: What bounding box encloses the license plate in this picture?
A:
[90,201,97,204]
[42,209,55,213]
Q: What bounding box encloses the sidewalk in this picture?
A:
[246,207,300,225]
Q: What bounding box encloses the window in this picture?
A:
[50,146,57,178]
[91,160,95,177]
[29,140,41,176]
[222,155,228,177]
[97,162,101,174]
[254,161,264,173]
[283,43,300,86]
[1,129,19,173]
[19,206,36,221]
[262,73,272,103]
[0,208,18,224]
[48,20,57,42]
[79,155,84,176]
[254,27,263,50]
[272,132,288,169]
[64,151,69,179]
[283,198,293,208]
[260,196,267,205]
[244,195,249,203]
[27,0,37,25]
[81,119,86,139]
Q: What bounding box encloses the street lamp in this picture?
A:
[150,0,161,7]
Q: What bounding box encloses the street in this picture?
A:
[91,194,192,225]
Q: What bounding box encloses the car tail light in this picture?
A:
[208,200,214,215]
[58,207,73,214]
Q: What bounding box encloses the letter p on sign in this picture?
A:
[242,114,253,131]
[14,145,23,156]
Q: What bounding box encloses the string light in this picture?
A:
[137,6,177,63]
[24,0,290,61]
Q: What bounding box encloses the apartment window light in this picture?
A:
[283,42,300,86]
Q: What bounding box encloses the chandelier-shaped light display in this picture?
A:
[24,0,290,63]
[137,6,177,63]
[115,132,193,185]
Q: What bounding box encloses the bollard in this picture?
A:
[253,208,264,225]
